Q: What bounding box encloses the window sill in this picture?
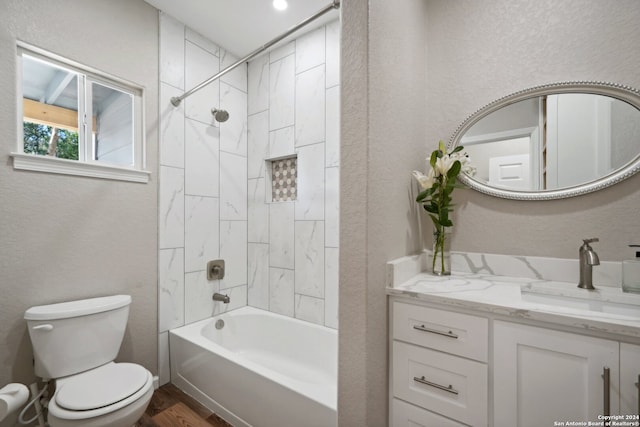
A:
[10,153,151,183]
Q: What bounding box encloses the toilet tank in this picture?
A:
[24,295,132,379]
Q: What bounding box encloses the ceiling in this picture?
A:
[144,0,340,58]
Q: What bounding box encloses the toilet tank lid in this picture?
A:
[24,295,132,321]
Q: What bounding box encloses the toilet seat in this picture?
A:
[48,362,153,421]
[56,362,148,411]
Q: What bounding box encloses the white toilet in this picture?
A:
[24,295,154,427]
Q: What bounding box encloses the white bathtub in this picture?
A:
[169,306,337,427]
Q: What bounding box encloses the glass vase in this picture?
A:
[432,226,451,276]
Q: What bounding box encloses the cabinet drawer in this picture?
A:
[392,301,488,362]
[392,341,487,426]
[392,398,467,427]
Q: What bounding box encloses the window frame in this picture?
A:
[12,42,150,183]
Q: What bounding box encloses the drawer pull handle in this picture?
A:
[603,367,610,416]
[413,376,459,395]
[413,324,458,339]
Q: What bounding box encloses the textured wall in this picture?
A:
[0,0,159,409]
[339,0,429,425]
[340,0,640,425]
[425,0,640,259]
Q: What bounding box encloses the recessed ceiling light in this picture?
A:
[273,0,288,11]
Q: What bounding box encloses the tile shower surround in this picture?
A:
[157,13,340,385]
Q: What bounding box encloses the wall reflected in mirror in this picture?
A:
[461,93,640,192]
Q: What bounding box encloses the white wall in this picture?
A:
[0,2,159,426]
[246,21,341,328]
[339,0,640,425]
[157,13,249,386]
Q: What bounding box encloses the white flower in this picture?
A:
[451,151,476,176]
[435,154,456,176]
[412,169,435,190]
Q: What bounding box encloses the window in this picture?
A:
[13,43,149,183]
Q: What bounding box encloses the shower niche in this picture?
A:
[266,154,298,202]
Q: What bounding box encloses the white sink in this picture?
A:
[520,284,640,319]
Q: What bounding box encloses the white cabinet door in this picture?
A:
[620,343,640,416]
[494,321,619,427]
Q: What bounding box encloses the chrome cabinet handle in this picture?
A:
[412,324,458,339]
[636,374,640,414]
[603,367,610,416]
[32,324,53,331]
[413,376,459,395]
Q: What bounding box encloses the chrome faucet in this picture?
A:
[212,292,230,303]
[578,238,600,290]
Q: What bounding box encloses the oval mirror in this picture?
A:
[448,82,640,200]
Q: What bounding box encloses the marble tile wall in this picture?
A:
[157,13,248,385]
[247,20,341,329]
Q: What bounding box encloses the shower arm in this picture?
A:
[170,0,340,107]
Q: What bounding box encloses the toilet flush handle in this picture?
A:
[32,324,53,332]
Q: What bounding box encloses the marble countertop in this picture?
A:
[387,271,640,340]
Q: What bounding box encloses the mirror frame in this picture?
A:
[448,81,640,200]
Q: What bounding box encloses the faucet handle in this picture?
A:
[583,238,599,244]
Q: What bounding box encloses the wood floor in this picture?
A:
[134,383,233,427]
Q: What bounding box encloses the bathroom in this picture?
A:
[1,0,639,426]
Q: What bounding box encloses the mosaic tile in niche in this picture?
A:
[271,156,297,202]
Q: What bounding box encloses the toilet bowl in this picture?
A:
[47,362,153,427]
[24,295,154,427]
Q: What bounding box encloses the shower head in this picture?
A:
[211,108,230,123]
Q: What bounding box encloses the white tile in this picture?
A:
[160,83,184,168]
[248,178,269,243]
[159,248,184,332]
[159,166,184,249]
[185,118,219,197]
[248,111,269,179]
[248,55,269,115]
[220,50,247,92]
[248,243,270,310]
[296,26,325,74]
[269,126,295,159]
[325,85,340,167]
[270,268,294,317]
[325,167,339,248]
[269,55,295,130]
[269,202,295,269]
[295,221,325,298]
[185,41,220,125]
[186,27,220,57]
[184,196,219,272]
[270,42,295,63]
[295,294,324,325]
[324,247,339,329]
[325,19,341,88]
[295,65,325,147]
[220,152,247,220]
[159,13,184,89]
[220,83,247,156]
[295,143,325,220]
[184,270,217,324]
[158,332,171,386]
[220,221,248,289]
[213,285,248,315]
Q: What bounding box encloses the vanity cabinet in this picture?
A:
[493,321,620,426]
[389,300,488,426]
[620,343,640,416]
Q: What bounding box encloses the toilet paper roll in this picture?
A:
[0,383,29,422]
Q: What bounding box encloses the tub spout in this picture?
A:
[212,293,230,304]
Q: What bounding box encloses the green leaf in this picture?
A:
[447,160,461,179]
[429,150,438,168]
[451,145,464,154]
[438,140,446,152]
[416,189,430,202]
